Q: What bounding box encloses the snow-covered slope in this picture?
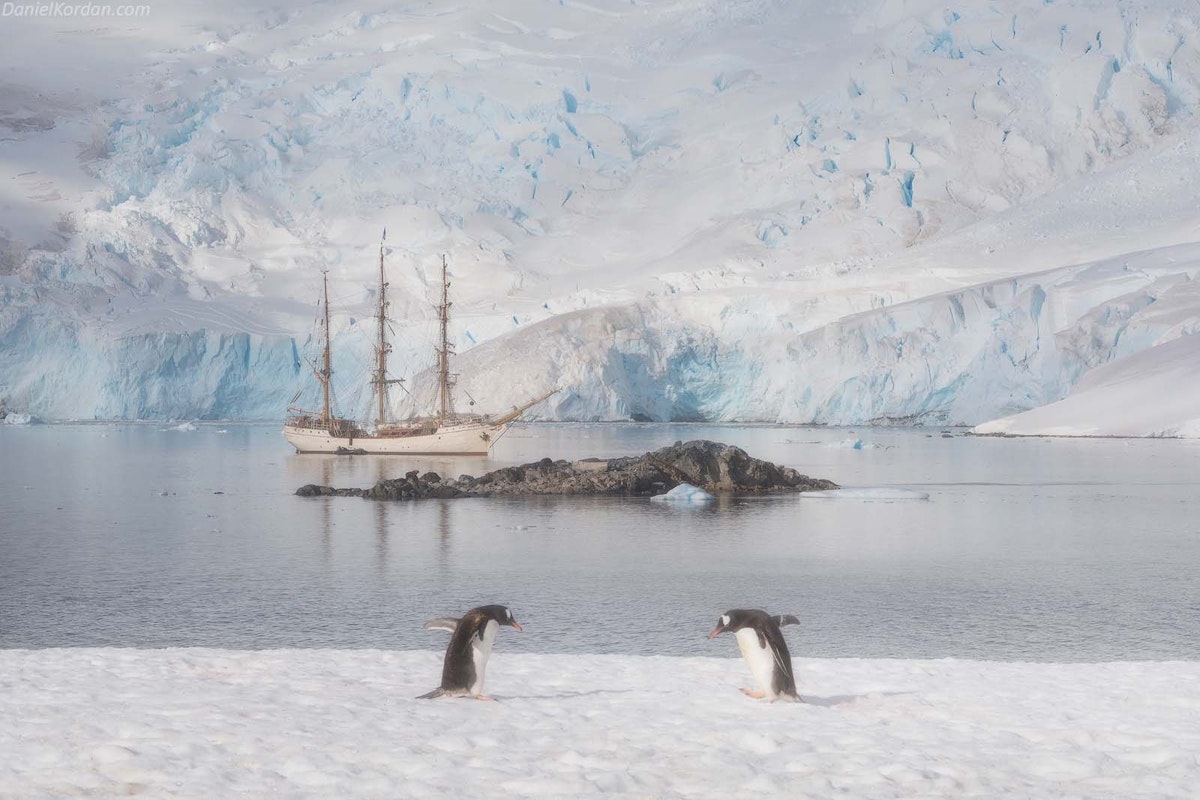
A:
[974,332,1200,437]
[2,0,1200,426]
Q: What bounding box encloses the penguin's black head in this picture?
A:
[707,610,738,639]
[478,604,522,631]
[707,609,763,639]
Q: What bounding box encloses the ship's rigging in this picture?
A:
[283,239,554,455]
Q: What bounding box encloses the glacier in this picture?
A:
[2,0,1200,432]
[454,241,1200,426]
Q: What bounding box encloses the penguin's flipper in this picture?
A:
[423,617,461,632]
[416,688,446,699]
[773,614,800,628]
[770,644,792,679]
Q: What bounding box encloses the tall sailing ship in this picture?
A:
[284,245,552,455]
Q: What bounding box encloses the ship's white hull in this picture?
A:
[283,420,510,455]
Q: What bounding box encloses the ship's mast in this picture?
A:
[436,254,456,423]
[372,237,392,427]
[320,270,333,427]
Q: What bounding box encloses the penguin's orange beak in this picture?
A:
[707,626,724,640]
[510,621,523,631]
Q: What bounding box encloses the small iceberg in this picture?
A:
[828,437,883,450]
[804,488,930,502]
[3,413,35,425]
[651,483,716,504]
[168,421,199,432]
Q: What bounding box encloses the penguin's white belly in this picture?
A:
[469,620,498,695]
[735,627,778,698]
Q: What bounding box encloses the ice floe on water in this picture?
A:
[167,421,199,432]
[1,649,1196,798]
[827,437,887,450]
[2,413,36,425]
[805,488,931,501]
[650,482,716,504]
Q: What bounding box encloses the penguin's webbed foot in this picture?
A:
[739,688,766,699]
[473,694,498,702]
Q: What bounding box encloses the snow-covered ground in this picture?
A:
[2,649,1197,798]
[2,0,1200,430]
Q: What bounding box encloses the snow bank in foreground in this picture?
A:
[650,483,716,503]
[974,334,1200,438]
[2,650,1196,799]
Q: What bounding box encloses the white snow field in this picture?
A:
[1,649,1197,799]
[2,0,1200,431]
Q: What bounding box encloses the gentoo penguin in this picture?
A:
[418,605,522,700]
[708,609,801,702]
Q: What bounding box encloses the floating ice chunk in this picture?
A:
[3,413,34,425]
[168,422,199,432]
[805,488,930,501]
[651,483,716,503]
[829,438,882,450]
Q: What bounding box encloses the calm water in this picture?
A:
[1,422,1198,660]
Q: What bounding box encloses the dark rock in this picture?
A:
[295,440,837,501]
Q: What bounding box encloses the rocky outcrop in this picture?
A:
[296,470,468,500]
[296,440,837,500]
